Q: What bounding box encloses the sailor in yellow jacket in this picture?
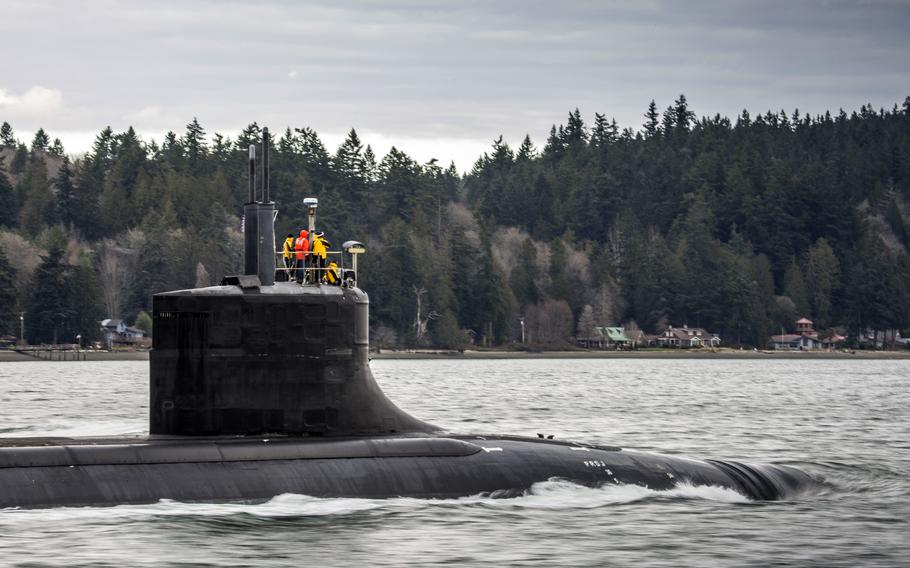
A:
[281,233,295,280]
[311,231,328,281]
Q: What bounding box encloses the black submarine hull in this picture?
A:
[0,434,811,508]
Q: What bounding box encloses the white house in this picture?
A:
[100,319,147,347]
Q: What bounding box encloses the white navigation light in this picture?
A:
[343,240,366,255]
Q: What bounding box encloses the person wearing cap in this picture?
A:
[311,231,328,282]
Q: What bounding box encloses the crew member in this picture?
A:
[282,233,295,281]
[311,231,328,282]
[294,230,309,283]
[325,261,341,286]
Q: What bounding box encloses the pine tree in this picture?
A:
[473,236,516,344]
[562,108,588,146]
[54,156,77,228]
[0,157,16,227]
[18,155,57,236]
[68,258,104,343]
[25,247,73,344]
[160,131,185,170]
[30,128,50,154]
[72,155,103,239]
[509,238,540,308]
[237,122,262,151]
[361,218,419,339]
[0,248,17,336]
[99,175,129,234]
[590,113,609,148]
[783,258,811,318]
[363,145,377,182]
[211,132,232,164]
[183,117,208,174]
[542,125,565,159]
[333,128,367,229]
[805,238,840,328]
[49,138,65,157]
[99,128,146,233]
[0,122,15,147]
[11,143,27,174]
[643,100,660,137]
[334,128,365,179]
[673,94,696,134]
[516,135,536,162]
[91,127,115,174]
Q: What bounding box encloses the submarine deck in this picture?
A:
[0,433,621,469]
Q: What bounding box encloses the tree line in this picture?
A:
[1,95,909,348]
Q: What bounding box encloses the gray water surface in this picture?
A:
[0,359,908,567]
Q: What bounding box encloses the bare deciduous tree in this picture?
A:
[526,299,573,347]
[97,238,134,319]
[592,278,623,325]
[0,230,41,297]
[413,285,439,345]
[373,325,397,352]
[576,304,595,340]
[195,262,210,288]
[491,226,531,274]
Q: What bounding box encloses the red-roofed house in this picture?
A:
[769,317,821,350]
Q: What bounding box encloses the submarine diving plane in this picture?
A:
[0,129,812,508]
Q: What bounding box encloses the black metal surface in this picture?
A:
[256,203,275,286]
[0,434,813,508]
[261,127,270,203]
[247,144,256,203]
[0,437,483,469]
[242,203,259,277]
[150,283,434,436]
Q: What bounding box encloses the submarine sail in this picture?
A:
[0,128,813,509]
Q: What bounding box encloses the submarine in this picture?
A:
[0,129,812,509]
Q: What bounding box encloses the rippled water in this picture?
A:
[1,358,908,567]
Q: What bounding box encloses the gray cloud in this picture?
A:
[1,0,908,168]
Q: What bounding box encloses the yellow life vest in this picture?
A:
[312,235,327,259]
[325,261,340,285]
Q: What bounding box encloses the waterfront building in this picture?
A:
[654,326,721,348]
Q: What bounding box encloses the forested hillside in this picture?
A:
[1,95,909,348]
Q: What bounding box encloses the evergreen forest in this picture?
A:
[1,95,910,349]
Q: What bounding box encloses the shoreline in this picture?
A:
[3,349,910,362]
[371,349,910,360]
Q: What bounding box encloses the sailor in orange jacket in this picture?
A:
[294,230,309,283]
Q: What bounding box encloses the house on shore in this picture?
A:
[577,326,633,349]
[100,319,147,348]
[769,317,845,350]
[855,328,906,349]
[655,326,721,348]
[624,328,652,349]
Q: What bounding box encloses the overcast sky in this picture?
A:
[1,0,908,170]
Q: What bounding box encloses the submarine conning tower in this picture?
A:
[150,128,435,437]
